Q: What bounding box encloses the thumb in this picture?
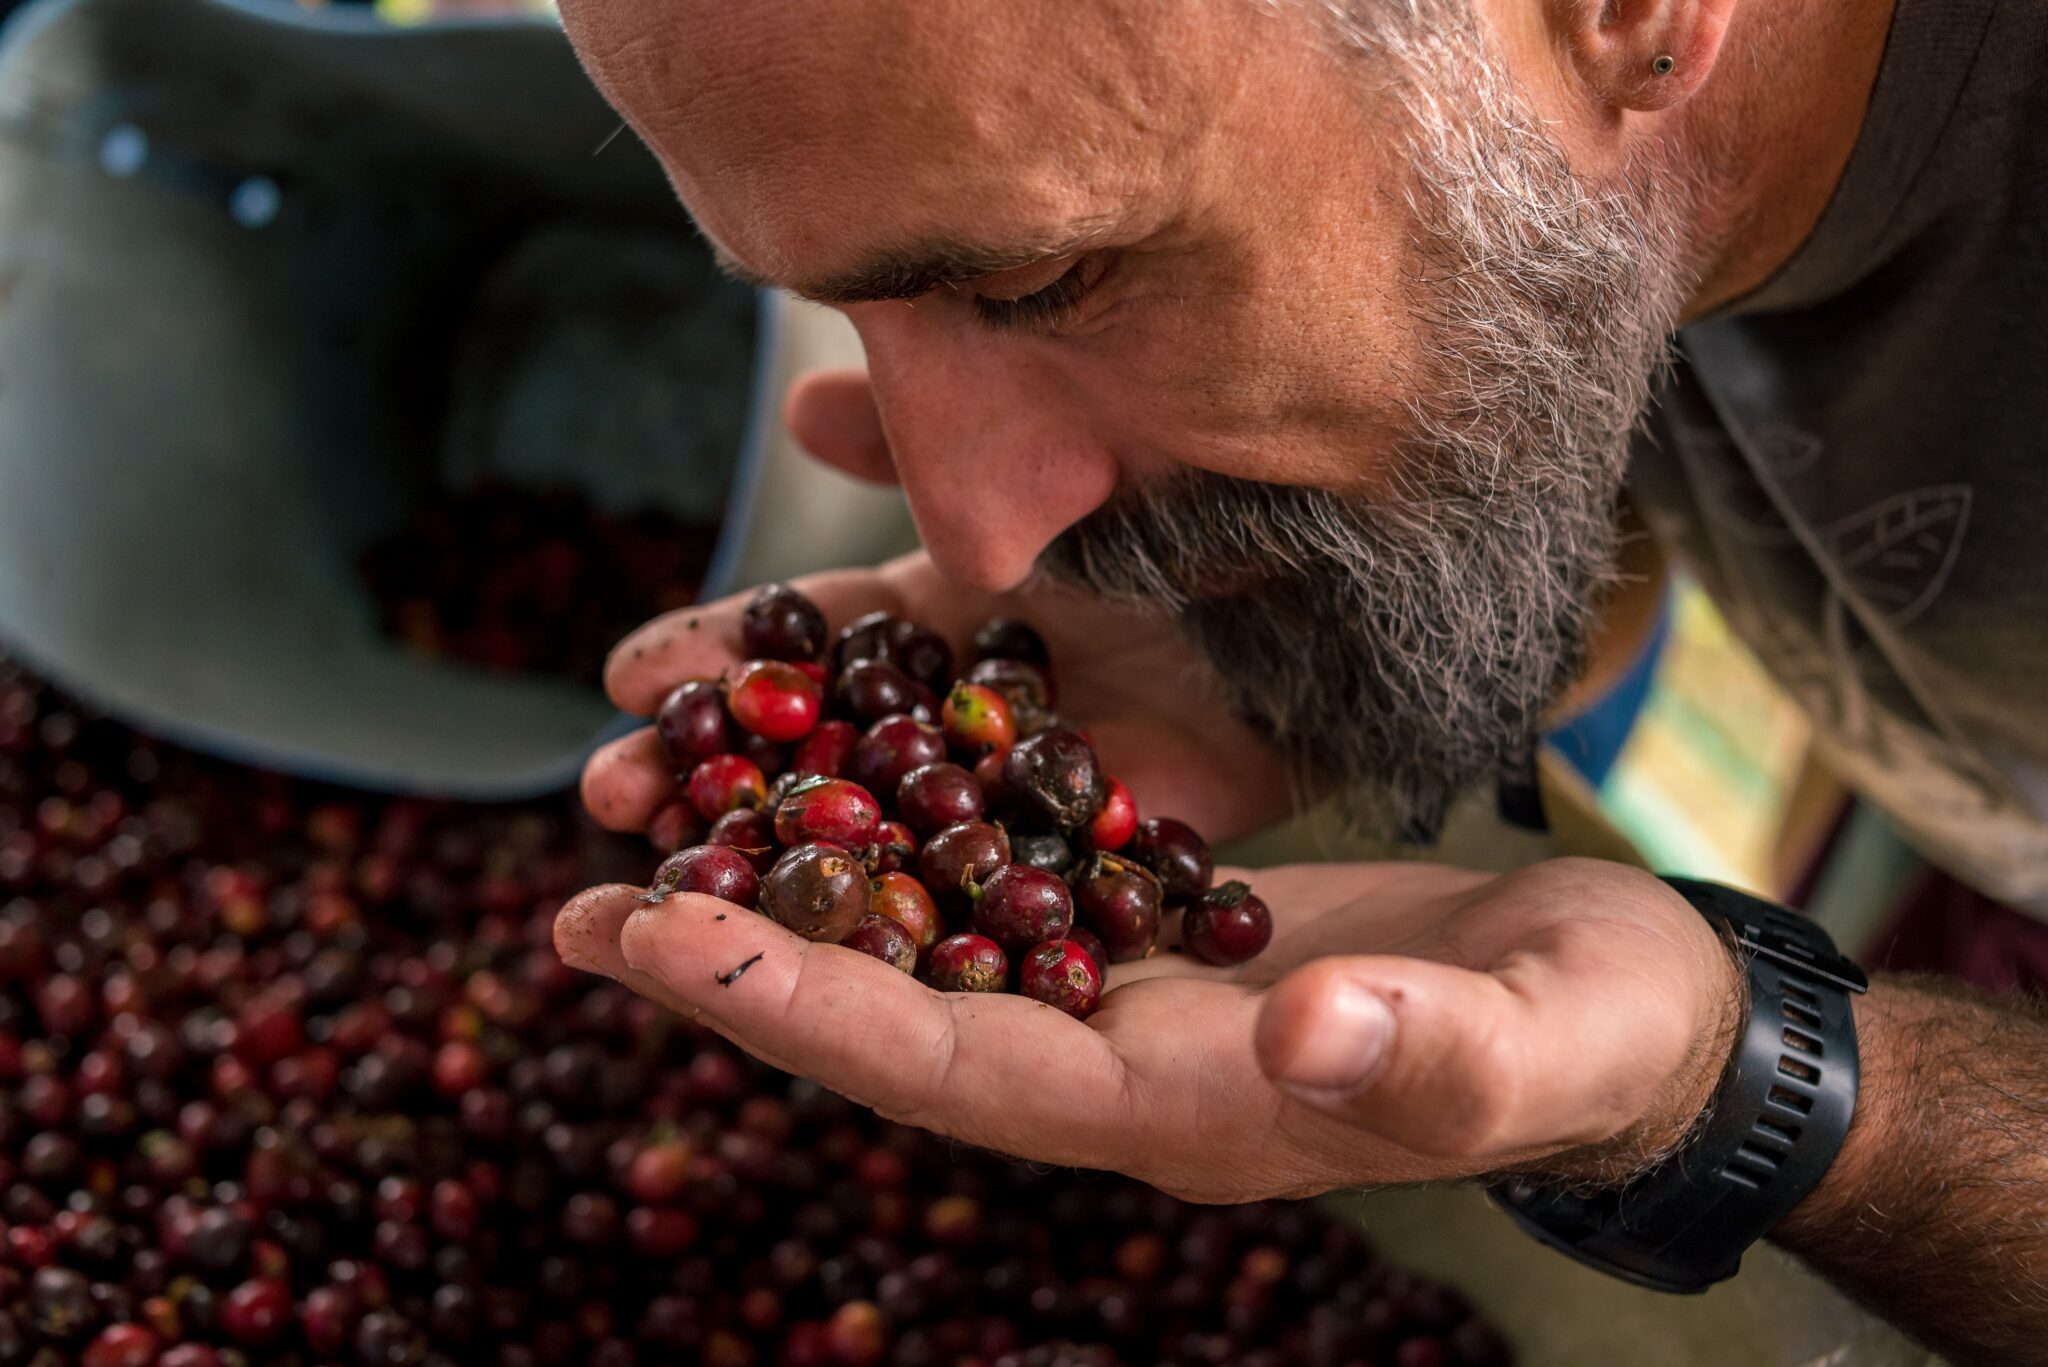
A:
[1253,949,1684,1162]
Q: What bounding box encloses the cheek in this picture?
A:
[1052,269,1418,494]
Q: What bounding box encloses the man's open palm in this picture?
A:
[556,856,1735,1203]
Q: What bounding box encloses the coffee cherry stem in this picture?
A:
[639,868,684,905]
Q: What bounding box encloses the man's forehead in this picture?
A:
[564,0,1250,290]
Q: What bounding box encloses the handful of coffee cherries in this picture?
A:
[640,584,1273,1020]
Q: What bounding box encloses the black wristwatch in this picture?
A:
[1490,877,1868,1294]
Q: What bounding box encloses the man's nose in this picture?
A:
[850,310,1119,593]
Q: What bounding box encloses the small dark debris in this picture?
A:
[714,913,726,921]
[686,617,700,629]
[716,952,765,986]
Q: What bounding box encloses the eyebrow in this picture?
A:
[710,227,1111,306]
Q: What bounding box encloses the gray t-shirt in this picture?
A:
[1631,0,2048,913]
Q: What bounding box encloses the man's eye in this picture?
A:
[969,259,1102,332]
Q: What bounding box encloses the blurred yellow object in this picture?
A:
[375,0,555,23]
[1600,581,1815,895]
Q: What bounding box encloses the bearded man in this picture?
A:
[550,2,2048,1360]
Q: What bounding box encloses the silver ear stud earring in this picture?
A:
[1651,54,1676,76]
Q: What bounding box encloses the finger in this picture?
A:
[1104,947,1235,986]
[560,883,1138,1168]
[580,727,675,833]
[785,369,897,485]
[1252,920,1708,1160]
[554,886,814,1077]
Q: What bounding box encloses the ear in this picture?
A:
[1550,0,1740,112]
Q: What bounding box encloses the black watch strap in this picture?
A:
[1490,877,1867,1294]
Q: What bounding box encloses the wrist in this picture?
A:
[1638,913,1752,1156]
[1493,878,1868,1293]
[1529,888,1750,1187]
[1769,978,1906,1249]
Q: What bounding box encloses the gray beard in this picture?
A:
[1040,4,1697,840]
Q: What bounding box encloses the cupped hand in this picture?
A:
[581,552,1296,845]
[555,856,1741,1204]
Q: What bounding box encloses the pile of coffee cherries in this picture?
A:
[358,482,715,688]
[0,648,1512,1366]
[642,586,1274,1020]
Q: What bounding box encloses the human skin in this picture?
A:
[551,2,2048,1361]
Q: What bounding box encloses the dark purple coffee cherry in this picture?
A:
[849,715,947,797]
[188,1205,254,1275]
[964,657,1056,726]
[1009,832,1073,876]
[969,866,1073,954]
[28,1266,96,1340]
[707,808,777,874]
[869,820,919,876]
[1001,729,1106,832]
[732,728,789,777]
[354,1309,427,1367]
[1393,1337,1449,1367]
[655,680,729,773]
[877,620,953,693]
[834,660,932,727]
[895,763,984,838]
[970,619,1050,669]
[1183,881,1272,966]
[917,823,1012,915]
[835,613,955,692]
[760,844,869,943]
[82,1323,159,1367]
[832,611,900,673]
[1128,817,1214,901]
[646,799,706,855]
[762,770,804,816]
[1071,853,1163,963]
[741,583,829,662]
[220,1277,293,1345]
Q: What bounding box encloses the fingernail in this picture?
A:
[1275,982,1395,1093]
